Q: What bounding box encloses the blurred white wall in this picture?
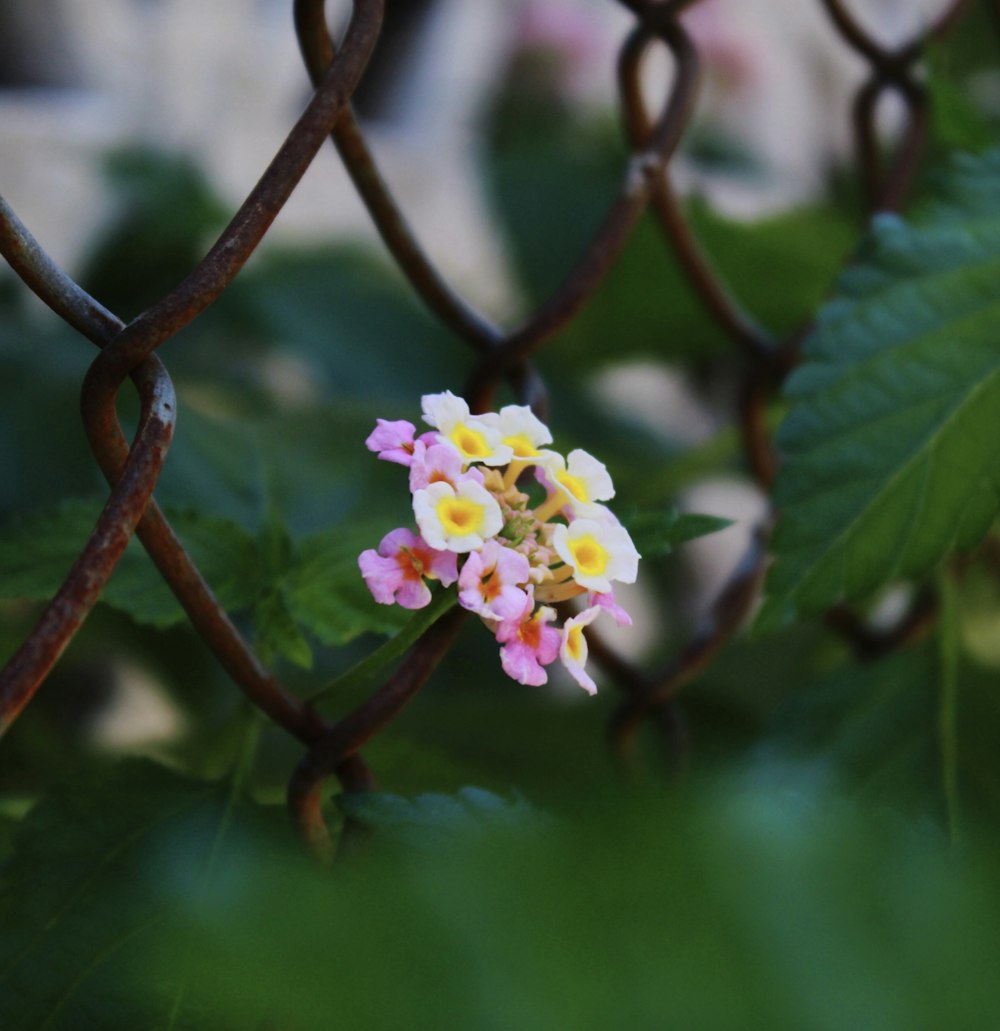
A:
[0,0,515,309]
[0,0,946,278]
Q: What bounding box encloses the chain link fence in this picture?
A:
[0,0,972,855]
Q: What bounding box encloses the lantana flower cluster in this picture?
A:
[358,391,640,694]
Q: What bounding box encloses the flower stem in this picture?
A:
[533,490,567,524]
[534,580,587,604]
[502,459,528,490]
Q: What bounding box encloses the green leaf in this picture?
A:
[9,759,1000,1030]
[283,523,409,646]
[759,644,944,809]
[758,150,1000,632]
[623,507,734,559]
[309,589,457,703]
[337,786,542,849]
[926,42,1000,155]
[758,636,1000,827]
[253,589,314,670]
[154,783,1000,1031]
[214,245,458,404]
[0,500,407,657]
[0,758,272,1030]
[489,124,855,365]
[0,500,259,628]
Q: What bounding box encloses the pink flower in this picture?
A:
[495,593,561,687]
[458,539,531,622]
[560,606,601,695]
[409,443,484,494]
[358,528,458,609]
[365,419,421,466]
[589,589,633,628]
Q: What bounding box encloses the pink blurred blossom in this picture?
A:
[359,527,458,609]
[458,538,531,622]
[495,592,561,687]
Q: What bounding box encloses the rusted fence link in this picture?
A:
[0,0,385,744]
[287,607,468,860]
[0,198,177,733]
[293,0,551,419]
[821,0,972,214]
[465,7,701,411]
[601,0,975,762]
[300,0,702,415]
[0,201,319,741]
[616,25,774,364]
[80,0,384,443]
[295,0,501,355]
[616,6,783,486]
[0,378,173,735]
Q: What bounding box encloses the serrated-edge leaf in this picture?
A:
[759,149,1000,631]
[283,523,408,646]
[0,500,409,650]
[0,499,261,629]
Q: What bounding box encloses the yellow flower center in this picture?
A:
[449,423,491,461]
[504,433,540,459]
[566,623,585,662]
[557,471,589,503]
[569,534,609,578]
[436,496,485,537]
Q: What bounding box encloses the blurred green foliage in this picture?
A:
[4,758,1000,1030]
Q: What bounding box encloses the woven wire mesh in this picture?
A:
[0,0,971,852]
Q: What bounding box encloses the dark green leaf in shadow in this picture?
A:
[757,632,1000,827]
[0,500,258,628]
[309,589,456,704]
[0,501,408,660]
[337,785,543,850]
[150,783,1000,1031]
[283,522,409,648]
[253,589,313,670]
[0,758,275,1030]
[215,246,458,405]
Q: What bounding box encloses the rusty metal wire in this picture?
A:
[599,0,971,763]
[821,0,972,213]
[0,0,977,854]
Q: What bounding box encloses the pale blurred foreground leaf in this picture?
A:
[3,760,1000,1029]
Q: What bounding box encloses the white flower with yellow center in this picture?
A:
[551,517,640,593]
[421,390,513,467]
[540,448,614,514]
[497,404,554,462]
[560,606,601,695]
[413,479,504,553]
